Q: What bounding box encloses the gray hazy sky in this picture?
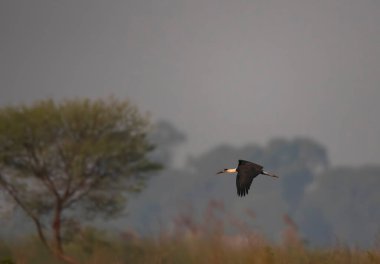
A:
[1,0,379,166]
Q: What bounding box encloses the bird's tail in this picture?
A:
[262,170,279,178]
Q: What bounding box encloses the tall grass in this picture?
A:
[1,201,379,264]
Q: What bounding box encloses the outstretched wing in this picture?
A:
[236,160,263,196]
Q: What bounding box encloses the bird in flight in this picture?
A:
[217,160,279,197]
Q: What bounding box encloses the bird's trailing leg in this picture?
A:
[262,170,279,178]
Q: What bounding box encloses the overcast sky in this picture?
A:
[1,0,379,167]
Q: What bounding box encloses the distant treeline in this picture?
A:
[1,120,380,249]
[125,121,380,248]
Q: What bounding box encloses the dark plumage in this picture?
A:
[236,160,263,196]
[217,159,278,197]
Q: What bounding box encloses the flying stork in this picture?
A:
[217,160,279,197]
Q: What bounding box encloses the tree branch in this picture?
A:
[62,156,103,206]
[64,174,104,209]
[23,143,61,200]
[56,143,74,201]
[0,173,50,251]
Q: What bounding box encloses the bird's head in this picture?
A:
[216,168,237,174]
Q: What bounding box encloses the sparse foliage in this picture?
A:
[0,98,161,263]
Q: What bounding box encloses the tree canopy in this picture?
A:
[0,98,161,263]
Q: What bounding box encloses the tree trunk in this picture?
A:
[51,201,79,264]
[52,200,64,255]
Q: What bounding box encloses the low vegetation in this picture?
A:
[1,204,379,264]
[0,229,379,264]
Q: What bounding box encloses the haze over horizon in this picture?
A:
[1,0,379,167]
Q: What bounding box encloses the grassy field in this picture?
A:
[1,224,379,264]
[1,232,379,264]
[1,204,379,264]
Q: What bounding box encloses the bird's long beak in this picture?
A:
[216,170,225,174]
[262,170,279,178]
